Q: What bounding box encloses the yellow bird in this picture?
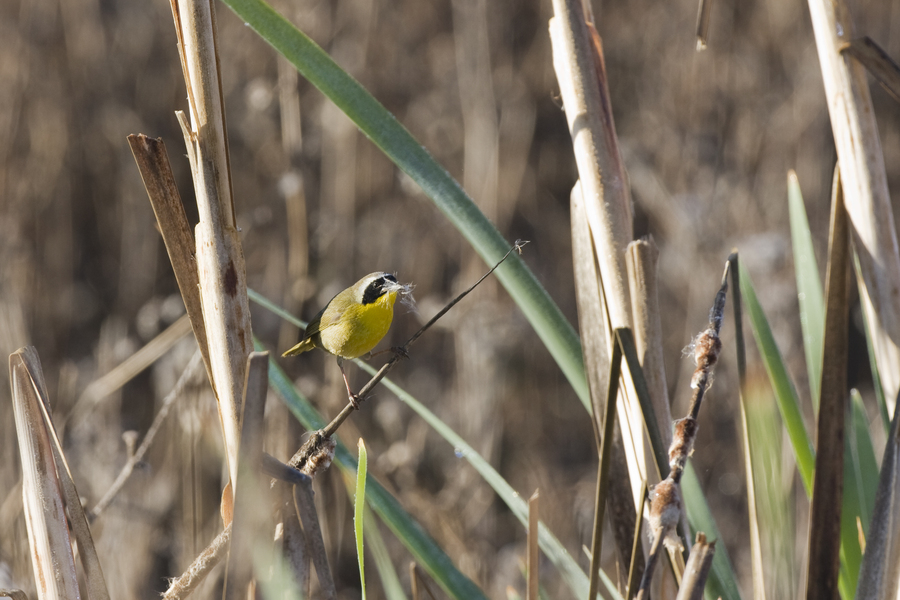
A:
[283,272,404,405]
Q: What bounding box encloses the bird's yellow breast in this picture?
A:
[318,290,397,359]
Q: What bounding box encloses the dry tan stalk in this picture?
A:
[841,37,900,106]
[224,352,273,599]
[675,533,715,600]
[276,55,309,354]
[694,0,712,50]
[18,353,112,600]
[169,0,252,490]
[127,134,214,389]
[806,165,851,600]
[807,0,900,409]
[293,481,337,599]
[9,347,81,600]
[572,183,643,584]
[549,3,632,330]
[626,238,673,449]
[527,490,539,600]
[550,1,662,525]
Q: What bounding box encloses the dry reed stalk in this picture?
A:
[170,0,252,490]
[807,0,900,411]
[9,347,80,600]
[293,480,337,599]
[626,239,674,451]
[526,490,539,600]
[675,533,715,600]
[225,352,272,599]
[276,54,309,355]
[805,167,850,599]
[9,346,109,600]
[841,37,900,104]
[572,185,643,585]
[694,0,712,50]
[551,3,664,542]
[548,0,632,330]
[127,134,214,389]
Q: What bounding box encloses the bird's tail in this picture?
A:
[282,337,315,357]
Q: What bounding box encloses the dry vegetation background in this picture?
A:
[1,0,899,597]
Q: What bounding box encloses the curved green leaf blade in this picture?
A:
[787,171,825,411]
[355,439,369,600]
[358,361,622,600]
[739,262,815,494]
[226,0,589,407]
[260,340,488,600]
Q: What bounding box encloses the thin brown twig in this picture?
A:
[293,479,337,599]
[89,350,202,520]
[163,523,231,600]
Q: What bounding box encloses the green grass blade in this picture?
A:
[838,390,880,594]
[787,171,825,411]
[739,262,816,495]
[225,0,589,407]
[356,439,369,600]
[355,361,622,600]
[260,340,488,600]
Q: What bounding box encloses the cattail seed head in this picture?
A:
[649,477,683,551]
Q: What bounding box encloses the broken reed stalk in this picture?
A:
[127,134,213,392]
[10,346,112,600]
[675,533,716,600]
[169,0,252,491]
[9,348,81,600]
[224,352,272,599]
[807,0,900,407]
[636,259,729,597]
[288,242,527,473]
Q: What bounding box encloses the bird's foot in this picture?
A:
[390,346,410,359]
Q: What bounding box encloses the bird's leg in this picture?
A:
[337,357,361,409]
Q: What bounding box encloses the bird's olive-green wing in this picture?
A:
[302,295,344,339]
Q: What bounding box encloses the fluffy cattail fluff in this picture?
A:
[668,417,698,475]
[289,433,338,478]
[690,328,721,390]
[649,477,683,552]
[300,437,336,477]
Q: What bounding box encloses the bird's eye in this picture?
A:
[362,277,387,305]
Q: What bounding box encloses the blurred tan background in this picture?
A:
[1,0,899,596]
